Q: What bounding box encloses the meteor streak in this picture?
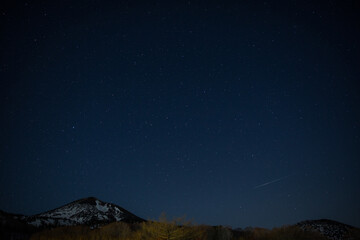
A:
[254,175,290,189]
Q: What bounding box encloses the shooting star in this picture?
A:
[254,175,290,189]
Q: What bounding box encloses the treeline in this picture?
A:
[29,215,354,240]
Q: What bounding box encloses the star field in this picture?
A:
[0,1,359,228]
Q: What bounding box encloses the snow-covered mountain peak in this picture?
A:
[24,197,144,228]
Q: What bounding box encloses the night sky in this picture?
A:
[1,1,359,229]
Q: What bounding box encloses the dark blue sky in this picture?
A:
[1,1,359,229]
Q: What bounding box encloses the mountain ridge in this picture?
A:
[1,196,144,229]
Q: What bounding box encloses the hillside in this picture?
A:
[1,197,359,240]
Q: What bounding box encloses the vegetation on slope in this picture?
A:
[29,215,340,240]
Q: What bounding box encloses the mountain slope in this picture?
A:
[297,219,357,240]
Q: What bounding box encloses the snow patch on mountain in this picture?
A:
[29,219,41,227]
[95,200,109,212]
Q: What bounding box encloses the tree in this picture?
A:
[205,226,233,240]
[142,213,197,240]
